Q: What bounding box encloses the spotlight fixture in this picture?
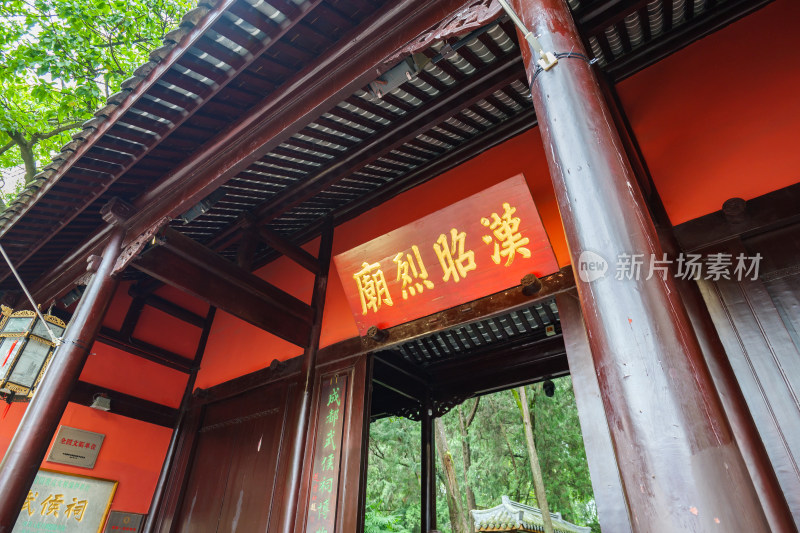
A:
[543,379,555,397]
[90,394,111,411]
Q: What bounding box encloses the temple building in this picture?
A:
[0,0,797,531]
[472,496,592,533]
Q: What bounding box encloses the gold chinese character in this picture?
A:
[22,491,38,516]
[393,245,434,299]
[41,494,64,517]
[353,262,393,315]
[434,229,476,283]
[481,202,531,266]
[65,498,88,522]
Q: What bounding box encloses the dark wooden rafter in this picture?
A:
[97,327,195,373]
[132,227,312,346]
[208,53,526,251]
[257,225,320,274]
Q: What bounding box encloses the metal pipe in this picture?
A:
[0,244,60,345]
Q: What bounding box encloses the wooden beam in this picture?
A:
[141,293,206,328]
[257,225,320,275]
[372,351,429,402]
[97,327,195,373]
[133,245,311,346]
[674,182,800,252]
[359,267,574,353]
[429,334,568,399]
[157,228,312,323]
[70,381,179,428]
[211,53,526,250]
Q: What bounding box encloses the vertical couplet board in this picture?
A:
[304,374,348,533]
[334,174,559,335]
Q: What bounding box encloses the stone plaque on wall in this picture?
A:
[14,469,117,533]
[47,426,105,469]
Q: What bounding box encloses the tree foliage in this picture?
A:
[0,0,192,190]
[366,377,600,533]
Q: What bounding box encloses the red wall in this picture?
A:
[196,0,800,390]
[0,281,207,516]
[617,0,800,225]
[196,129,565,388]
[0,402,173,514]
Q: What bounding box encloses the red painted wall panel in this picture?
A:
[0,402,172,514]
[195,128,566,389]
[617,0,800,225]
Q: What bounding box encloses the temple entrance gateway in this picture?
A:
[0,0,797,532]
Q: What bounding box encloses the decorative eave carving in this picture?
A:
[113,217,172,275]
[385,0,503,65]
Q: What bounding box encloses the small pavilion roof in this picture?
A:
[471,496,592,533]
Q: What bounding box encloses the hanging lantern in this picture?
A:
[0,306,66,402]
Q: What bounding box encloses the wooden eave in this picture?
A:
[0,0,774,307]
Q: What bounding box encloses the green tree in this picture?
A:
[366,377,600,533]
[0,0,192,194]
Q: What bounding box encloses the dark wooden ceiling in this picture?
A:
[0,0,773,298]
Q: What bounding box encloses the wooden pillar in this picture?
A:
[278,221,334,533]
[143,306,216,533]
[0,226,124,531]
[420,396,436,533]
[509,0,770,530]
[596,64,795,531]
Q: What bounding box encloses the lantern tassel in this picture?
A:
[2,339,18,368]
[1,401,11,420]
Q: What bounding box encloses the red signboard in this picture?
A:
[334,174,558,335]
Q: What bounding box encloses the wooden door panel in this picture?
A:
[216,389,288,532]
[698,234,800,525]
[172,381,292,533]
[174,426,235,533]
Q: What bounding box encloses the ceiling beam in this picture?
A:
[209,53,526,251]
[97,327,196,373]
[70,381,179,428]
[132,228,312,346]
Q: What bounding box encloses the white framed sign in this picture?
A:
[14,469,117,533]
